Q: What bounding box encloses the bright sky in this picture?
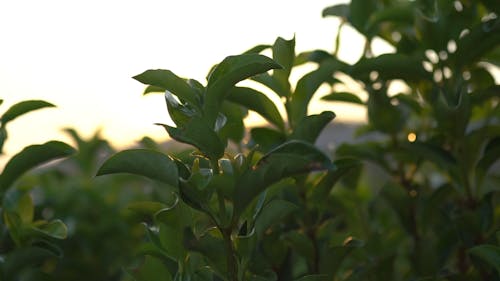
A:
[1,0,373,162]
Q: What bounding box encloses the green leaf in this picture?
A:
[272,37,295,93]
[243,44,271,54]
[126,255,173,281]
[233,140,332,218]
[155,201,192,260]
[255,199,298,238]
[164,90,199,128]
[282,230,315,261]
[321,92,364,105]
[218,101,247,143]
[366,2,415,31]
[252,73,289,97]
[2,189,34,224]
[133,69,200,109]
[468,244,500,274]
[308,158,361,203]
[204,54,282,125]
[454,18,500,68]
[350,54,430,82]
[249,127,287,152]
[97,149,179,187]
[319,238,364,277]
[476,137,500,185]
[184,229,227,276]
[367,90,406,134]
[158,117,225,160]
[226,87,284,130]
[0,141,75,193]
[322,4,349,19]
[32,219,68,239]
[289,60,339,127]
[289,111,336,143]
[402,141,458,178]
[348,0,377,34]
[1,100,55,124]
[143,85,165,95]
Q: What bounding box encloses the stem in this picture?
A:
[222,228,239,281]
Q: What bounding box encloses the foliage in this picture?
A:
[98,0,499,280]
[0,100,75,280]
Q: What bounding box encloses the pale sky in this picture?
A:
[1,0,373,162]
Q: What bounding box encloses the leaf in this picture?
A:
[367,90,406,134]
[204,54,282,125]
[402,141,458,179]
[155,201,192,260]
[218,101,247,143]
[243,44,271,54]
[97,149,179,187]
[2,189,34,224]
[272,37,295,93]
[249,127,287,152]
[468,244,500,274]
[366,2,415,30]
[454,18,500,68]
[233,140,332,218]
[476,137,500,185]
[282,230,315,261]
[308,158,362,203]
[255,199,298,238]
[126,255,173,281]
[348,0,377,34]
[164,90,200,128]
[0,141,75,193]
[322,4,349,19]
[1,100,55,124]
[321,92,364,105]
[350,54,430,82]
[319,238,364,277]
[252,73,289,97]
[133,69,200,109]
[183,229,227,275]
[32,219,68,239]
[289,111,336,143]
[143,85,165,95]
[226,87,284,130]
[157,117,225,160]
[289,60,339,127]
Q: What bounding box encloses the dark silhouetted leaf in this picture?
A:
[133,69,200,109]
[468,244,500,274]
[97,149,179,187]
[322,4,349,19]
[226,87,284,130]
[1,100,55,124]
[289,111,336,143]
[255,199,298,238]
[204,54,282,125]
[322,92,364,105]
[157,118,225,160]
[290,60,339,127]
[0,141,75,193]
[233,141,332,218]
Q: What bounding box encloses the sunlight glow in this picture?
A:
[0,0,392,164]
